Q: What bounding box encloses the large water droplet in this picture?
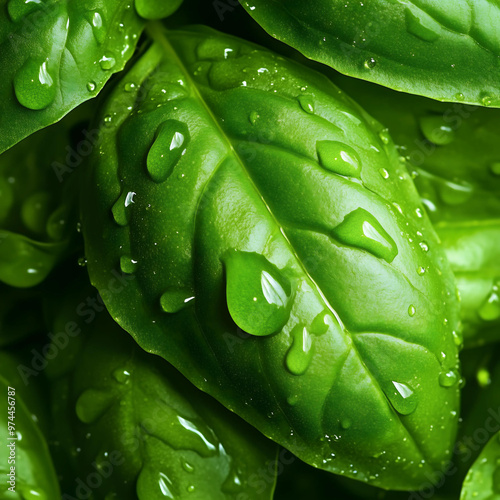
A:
[310,310,332,336]
[439,369,459,388]
[7,0,43,22]
[285,324,313,376]
[405,7,441,42]
[14,58,56,110]
[478,291,500,321]
[332,208,398,263]
[75,389,114,424]
[146,121,189,183]
[160,289,194,313]
[100,53,116,70]
[316,141,361,178]
[383,381,418,415]
[120,255,137,274]
[224,251,291,336]
[298,95,315,114]
[420,116,456,145]
[111,190,136,226]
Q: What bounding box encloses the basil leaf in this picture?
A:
[239,0,500,107]
[81,26,460,490]
[331,75,500,348]
[0,0,147,154]
[47,291,277,500]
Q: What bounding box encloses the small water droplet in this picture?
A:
[147,121,189,184]
[196,38,237,60]
[404,7,440,42]
[112,368,131,384]
[111,191,135,226]
[455,92,465,101]
[383,381,418,415]
[120,255,138,274]
[408,305,416,317]
[287,394,299,406]
[415,207,423,218]
[249,111,260,125]
[417,266,426,276]
[478,291,500,321]
[87,81,96,92]
[182,462,194,473]
[124,82,136,92]
[379,168,390,179]
[420,116,456,145]
[317,141,361,178]
[481,94,493,107]
[332,208,398,263]
[14,58,56,110]
[285,324,313,376]
[364,57,377,69]
[77,257,87,267]
[439,370,459,388]
[100,53,116,70]
[452,330,463,346]
[160,289,195,314]
[90,11,106,44]
[379,129,390,145]
[298,95,315,114]
[224,251,291,337]
[221,467,243,494]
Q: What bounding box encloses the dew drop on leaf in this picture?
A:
[112,367,131,384]
[249,111,260,125]
[14,58,56,110]
[160,289,194,313]
[332,208,398,263]
[100,53,116,70]
[87,81,96,92]
[476,367,491,388]
[197,38,237,60]
[316,141,361,178]
[378,129,390,145]
[379,168,389,179]
[478,291,500,321]
[310,310,333,336]
[221,466,243,494]
[124,82,136,92]
[408,305,416,317]
[75,389,114,424]
[439,181,472,206]
[364,57,377,69]
[404,7,440,42]
[120,255,138,275]
[419,116,456,145]
[383,381,418,415]
[439,369,459,388]
[285,324,314,376]
[18,487,47,500]
[147,121,189,184]
[298,95,315,114]
[89,11,107,45]
[7,0,43,22]
[111,190,135,226]
[224,251,291,337]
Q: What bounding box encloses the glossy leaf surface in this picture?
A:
[240,0,500,106]
[82,26,460,489]
[46,285,277,500]
[333,75,500,348]
[0,0,146,154]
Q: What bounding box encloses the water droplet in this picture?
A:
[249,111,260,125]
[112,368,131,384]
[490,162,500,176]
[90,11,106,44]
[224,251,291,337]
[439,370,459,388]
[18,487,46,500]
[419,241,429,252]
[100,53,116,70]
[310,310,332,336]
[379,129,390,145]
[476,368,491,388]
[420,116,456,145]
[285,324,314,376]
[332,208,398,263]
[160,289,194,313]
[317,141,361,178]
[7,0,43,22]
[287,394,299,406]
[415,208,423,218]
[111,191,135,226]
[452,330,463,346]
[379,168,390,179]
[455,92,465,101]
[176,416,218,457]
[221,467,243,494]
[147,121,189,183]
[392,202,403,215]
[481,94,493,107]
[77,257,87,268]
[439,181,472,205]
[87,81,96,92]
[157,472,175,499]
[124,82,136,92]
[404,7,440,42]
[182,462,194,473]
[364,57,377,69]
[196,38,237,60]
[383,381,418,415]
[119,255,137,275]
[298,95,315,114]
[417,266,426,276]
[478,291,500,321]
[75,389,114,424]
[14,58,56,110]
[408,305,416,317]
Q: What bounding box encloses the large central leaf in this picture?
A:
[81,25,460,490]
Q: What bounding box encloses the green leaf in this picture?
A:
[330,75,500,348]
[81,26,461,490]
[50,300,277,500]
[0,355,60,500]
[239,0,500,107]
[461,431,500,499]
[0,0,147,154]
